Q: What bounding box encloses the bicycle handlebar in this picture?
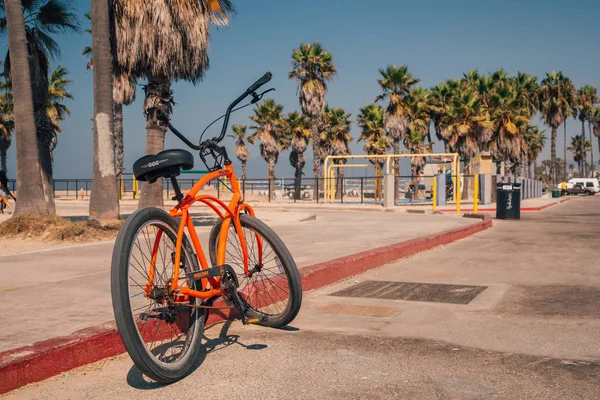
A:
[216,72,272,143]
[247,72,272,94]
[160,71,273,153]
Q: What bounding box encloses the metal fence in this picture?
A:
[6,173,542,208]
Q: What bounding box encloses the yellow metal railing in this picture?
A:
[432,176,437,212]
[323,153,460,204]
[456,177,461,214]
[474,174,479,214]
[325,163,376,202]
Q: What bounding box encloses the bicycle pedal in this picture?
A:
[244,316,267,325]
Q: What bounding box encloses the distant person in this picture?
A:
[417,169,426,202]
[561,181,567,196]
[408,183,415,203]
[0,170,14,214]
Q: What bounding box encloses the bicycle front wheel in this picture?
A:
[111,207,204,383]
[209,214,302,328]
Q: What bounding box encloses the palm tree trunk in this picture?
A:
[533,159,538,179]
[311,118,320,200]
[5,0,51,214]
[461,158,470,201]
[334,162,344,200]
[550,126,557,185]
[139,76,171,209]
[375,163,383,201]
[581,119,586,176]
[267,159,275,201]
[393,139,400,201]
[0,147,6,172]
[294,159,302,200]
[28,34,55,209]
[589,121,594,176]
[427,122,433,146]
[114,102,124,176]
[89,0,120,220]
[598,137,600,175]
[563,120,567,181]
[242,162,247,181]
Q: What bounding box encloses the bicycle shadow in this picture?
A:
[125,319,268,389]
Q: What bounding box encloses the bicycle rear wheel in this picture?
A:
[111,207,204,383]
[209,214,302,328]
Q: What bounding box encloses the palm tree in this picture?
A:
[248,99,284,201]
[569,134,591,176]
[82,11,137,177]
[407,87,432,146]
[575,85,598,176]
[1,0,79,208]
[430,80,459,153]
[357,104,391,201]
[568,163,575,177]
[3,0,51,214]
[231,124,249,182]
[89,0,119,220]
[523,125,546,178]
[592,107,600,171]
[513,72,539,116]
[288,42,337,199]
[113,0,235,208]
[376,65,419,199]
[488,84,530,166]
[46,66,73,153]
[280,111,310,200]
[406,89,433,176]
[556,77,575,181]
[112,74,137,176]
[0,67,14,172]
[321,107,352,199]
[538,70,571,185]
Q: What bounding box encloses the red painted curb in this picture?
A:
[0,217,491,395]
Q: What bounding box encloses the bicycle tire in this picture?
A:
[209,214,302,328]
[111,207,204,383]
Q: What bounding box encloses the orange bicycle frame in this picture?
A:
[143,163,263,302]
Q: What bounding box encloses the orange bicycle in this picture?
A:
[111,73,302,383]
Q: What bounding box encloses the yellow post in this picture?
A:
[119,176,124,200]
[133,175,139,200]
[432,175,437,211]
[474,174,479,214]
[456,176,461,214]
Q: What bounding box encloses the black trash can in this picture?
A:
[496,182,521,220]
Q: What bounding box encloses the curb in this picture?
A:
[0,216,491,395]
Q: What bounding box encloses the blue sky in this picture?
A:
[3,0,600,178]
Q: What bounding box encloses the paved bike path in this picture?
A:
[4,197,600,399]
[0,210,475,353]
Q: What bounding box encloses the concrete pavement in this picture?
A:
[3,195,600,399]
[0,209,474,353]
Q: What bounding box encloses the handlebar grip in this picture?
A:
[247,72,272,93]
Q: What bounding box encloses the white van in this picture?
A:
[557,178,600,194]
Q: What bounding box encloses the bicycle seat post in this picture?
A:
[170,176,184,204]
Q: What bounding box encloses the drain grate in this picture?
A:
[330,281,487,305]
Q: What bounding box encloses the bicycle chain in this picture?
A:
[179,303,234,310]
